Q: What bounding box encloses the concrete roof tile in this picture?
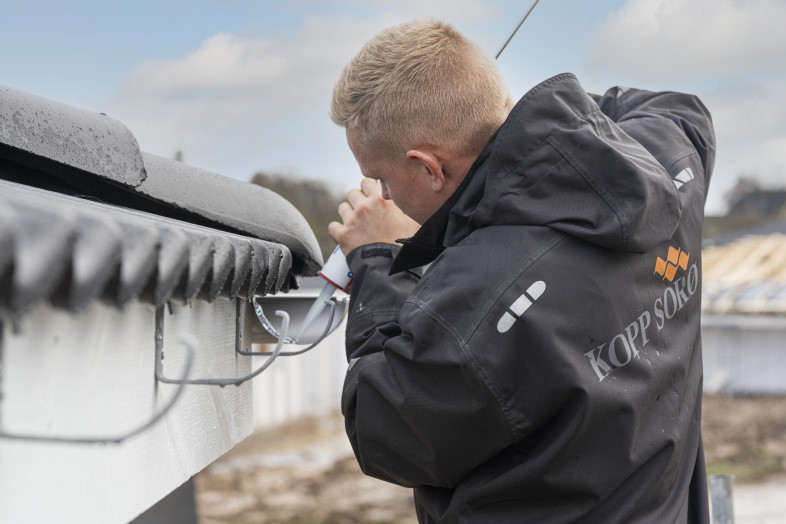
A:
[0,84,145,187]
[0,84,323,320]
[204,237,236,302]
[115,223,160,308]
[138,153,322,273]
[0,180,300,318]
[5,195,76,315]
[67,212,124,311]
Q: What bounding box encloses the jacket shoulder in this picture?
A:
[404,225,564,346]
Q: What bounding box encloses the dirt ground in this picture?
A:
[702,395,786,481]
[194,394,786,523]
[195,414,416,524]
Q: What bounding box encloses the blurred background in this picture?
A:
[3,1,785,522]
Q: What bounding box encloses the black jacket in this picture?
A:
[342,73,715,523]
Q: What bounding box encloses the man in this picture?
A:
[328,19,715,523]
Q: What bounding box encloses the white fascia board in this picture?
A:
[0,298,254,524]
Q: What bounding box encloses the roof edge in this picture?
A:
[0,84,146,187]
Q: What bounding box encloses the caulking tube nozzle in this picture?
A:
[294,246,353,342]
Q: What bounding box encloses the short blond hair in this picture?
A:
[330,19,512,162]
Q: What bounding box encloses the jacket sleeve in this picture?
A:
[342,243,418,361]
[341,243,514,488]
[593,87,716,190]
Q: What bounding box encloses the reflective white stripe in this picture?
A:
[496,280,547,334]
[527,281,546,300]
[510,294,532,316]
[497,312,517,333]
[674,167,694,190]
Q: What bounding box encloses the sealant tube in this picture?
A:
[319,245,353,292]
[295,246,352,342]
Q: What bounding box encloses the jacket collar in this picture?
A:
[389,133,495,275]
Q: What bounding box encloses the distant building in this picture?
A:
[727,189,786,218]
[702,214,786,395]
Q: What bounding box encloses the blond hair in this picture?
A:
[330,19,512,162]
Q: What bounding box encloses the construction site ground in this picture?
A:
[195,394,786,524]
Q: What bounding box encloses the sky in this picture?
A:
[1,0,785,216]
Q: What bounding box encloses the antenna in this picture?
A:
[495,0,540,60]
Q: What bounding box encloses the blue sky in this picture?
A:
[2,0,785,215]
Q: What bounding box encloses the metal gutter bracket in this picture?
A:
[154,305,289,387]
[249,293,348,351]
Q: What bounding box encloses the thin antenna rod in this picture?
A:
[495,0,540,60]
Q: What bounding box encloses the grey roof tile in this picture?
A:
[0,180,300,318]
[5,195,76,315]
[0,85,145,187]
[68,212,123,311]
[203,237,235,302]
[182,232,215,304]
[274,248,293,294]
[153,226,190,306]
[225,238,253,299]
[0,85,322,278]
[0,204,14,279]
[115,223,160,307]
[244,243,276,299]
[0,85,319,319]
[138,153,322,273]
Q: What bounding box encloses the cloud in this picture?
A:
[585,0,786,82]
[106,3,502,188]
[119,33,287,95]
[117,1,498,101]
[117,16,379,103]
[581,0,786,214]
[107,15,391,180]
[705,76,786,144]
[701,73,786,196]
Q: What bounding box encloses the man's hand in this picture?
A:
[328,178,420,255]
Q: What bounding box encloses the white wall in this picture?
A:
[252,324,348,429]
[702,316,786,395]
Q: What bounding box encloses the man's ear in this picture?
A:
[406,149,446,193]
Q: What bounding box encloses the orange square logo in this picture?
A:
[655,246,689,282]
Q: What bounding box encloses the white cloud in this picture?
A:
[107,15,391,183]
[581,0,786,214]
[106,3,501,189]
[119,33,287,95]
[705,76,786,143]
[117,1,498,102]
[698,73,786,213]
[586,0,786,82]
[117,16,381,102]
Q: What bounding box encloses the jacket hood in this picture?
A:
[450,73,681,250]
[393,74,682,274]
